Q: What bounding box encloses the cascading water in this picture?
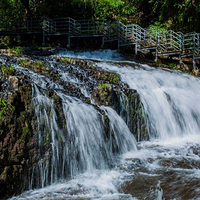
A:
[5,49,200,199]
[7,56,138,199]
[96,62,200,140]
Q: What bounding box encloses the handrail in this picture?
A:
[0,16,199,56]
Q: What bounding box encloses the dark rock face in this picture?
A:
[0,54,147,198]
[0,72,34,198]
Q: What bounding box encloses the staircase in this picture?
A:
[0,16,200,68]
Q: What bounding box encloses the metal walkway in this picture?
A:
[0,17,200,68]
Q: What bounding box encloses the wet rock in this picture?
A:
[0,53,148,198]
[0,69,35,198]
[8,76,19,91]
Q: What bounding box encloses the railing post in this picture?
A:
[180,34,182,52]
[193,32,195,54]
[30,18,32,31]
[68,34,71,48]
[16,20,19,33]
[135,43,137,55]
[117,39,119,49]
[193,54,196,69]
[17,34,21,44]
[198,33,200,54]
[102,36,104,48]
[69,19,70,33]
[170,31,172,48]
[183,35,185,54]
[156,29,158,49]
[179,55,182,65]
[43,31,45,45]
[155,47,158,62]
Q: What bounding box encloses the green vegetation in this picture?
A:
[9,46,25,55]
[0,99,15,120]
[98,83,111,90]
[86,97,91,104]
[100,74,105,79]
[0,36,13,46]
[17,60,30,67]
[0,65,16,75]
[98,83,111,96]
[61,57,69,63]
[33,61,46,70]
[0,0,199,33]
[90,65,96,70]
[147,0,200,32]
[109,72,119,83]
[169,63,177,69]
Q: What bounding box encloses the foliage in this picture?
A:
[17,60,30,67]
[147,0,200,32]
[87,0,137,22]
[9,46,25,55]
[0,99,15,120]
[98,83,111,96]
[0,0,199,32]
[109,72,119,83]
[0,36,12,46]
[0,65,16,75]
[61,57,69,63]
[33,60,46,70]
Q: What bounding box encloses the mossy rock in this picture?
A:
[93,83,113,106]
[0,65,16,76]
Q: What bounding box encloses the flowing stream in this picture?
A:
[7,49,200,199]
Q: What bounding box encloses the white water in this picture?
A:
[96,62,200,141]
[56,49,124,61]
[6,49,200,199]
[55,50,200,199]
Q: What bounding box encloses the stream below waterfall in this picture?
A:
[5,49,200,200]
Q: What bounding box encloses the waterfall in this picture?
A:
[97,62,200,141]
[4,49,200,200]
[12,60,137,192]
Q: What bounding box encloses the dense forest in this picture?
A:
[0,0,200,33]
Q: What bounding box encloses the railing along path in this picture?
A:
[0,16,200,68]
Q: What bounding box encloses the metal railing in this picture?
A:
[76,19,107,35]
[43,17,56,33]
[0,16,200,56]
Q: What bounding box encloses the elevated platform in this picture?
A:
[71,34,104,38]
[158,51,180,56]
[138,46,157,51]
[46,32,69,36]
[0,31,43,35]
[0,16,199,69]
